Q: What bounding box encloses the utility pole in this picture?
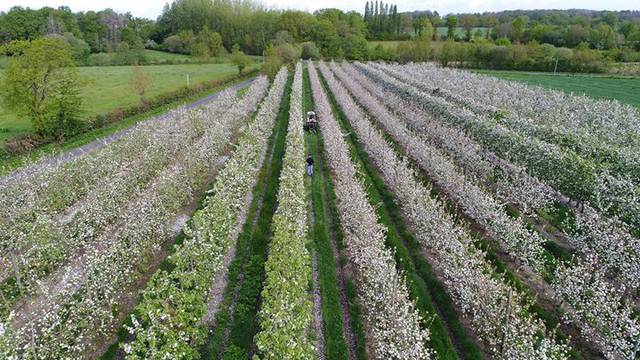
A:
[554,57,559,75]
[186,74,190,87]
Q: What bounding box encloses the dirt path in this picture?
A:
[0,78,255,187]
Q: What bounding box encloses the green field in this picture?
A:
[87,50,210,65]
[477,70,640,108]
[143,49,192,62]
[0,62,255,143]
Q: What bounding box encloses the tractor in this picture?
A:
[304,111,318,132]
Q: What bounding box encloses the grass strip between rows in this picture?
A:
[302,66,353,360]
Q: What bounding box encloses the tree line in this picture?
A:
[399,8,640,54]
[2,1,640,63]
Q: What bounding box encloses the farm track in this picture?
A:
[309,232,327,360]
[308,131,358,360]
[341,63,602,359]
[0,77,256,187]
[204,73,291,360]
[303,65,360,360]
[318,63,485,360]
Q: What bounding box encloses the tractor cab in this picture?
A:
[304,111,318,132]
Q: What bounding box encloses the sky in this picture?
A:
[1,0,638,20]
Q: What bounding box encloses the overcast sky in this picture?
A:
[1,0,638,20]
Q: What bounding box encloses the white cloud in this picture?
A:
[1,0,638,19]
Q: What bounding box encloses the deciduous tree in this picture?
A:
[1,37,83,138]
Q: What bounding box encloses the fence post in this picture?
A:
[500,288,512,357]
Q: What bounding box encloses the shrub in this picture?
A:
[3,134,46,154]
[87,53,112,66]
[301,42,321,60]
[106,108,125,124]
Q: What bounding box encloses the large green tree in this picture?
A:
[446,15,458,39]
[459,14,477,41]
[1,38,83,138]
[510,16,527,43]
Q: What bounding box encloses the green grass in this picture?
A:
[302,66,351,360]
[143,49,192,62]
[0,71,258,175]
[0,62,259,143]
[477,70,640,108]
[317,68,482,359]
[204,73,291,359]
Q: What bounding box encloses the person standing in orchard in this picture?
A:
[306,155,314,177]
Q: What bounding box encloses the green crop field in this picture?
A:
[477,70,640,108]
[0,62,256,143]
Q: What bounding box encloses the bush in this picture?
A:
[301,42,321,60]
[46,33,91,64]
[427,39,612,73]
[106,108,125,124]
[3,134,46,155]
[112,42,147,65]
[341,34,369,60]
[87,53,112,66]
[397,40,432,63]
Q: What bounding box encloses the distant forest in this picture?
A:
[1,1,639,72]
[367,3,640,50]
